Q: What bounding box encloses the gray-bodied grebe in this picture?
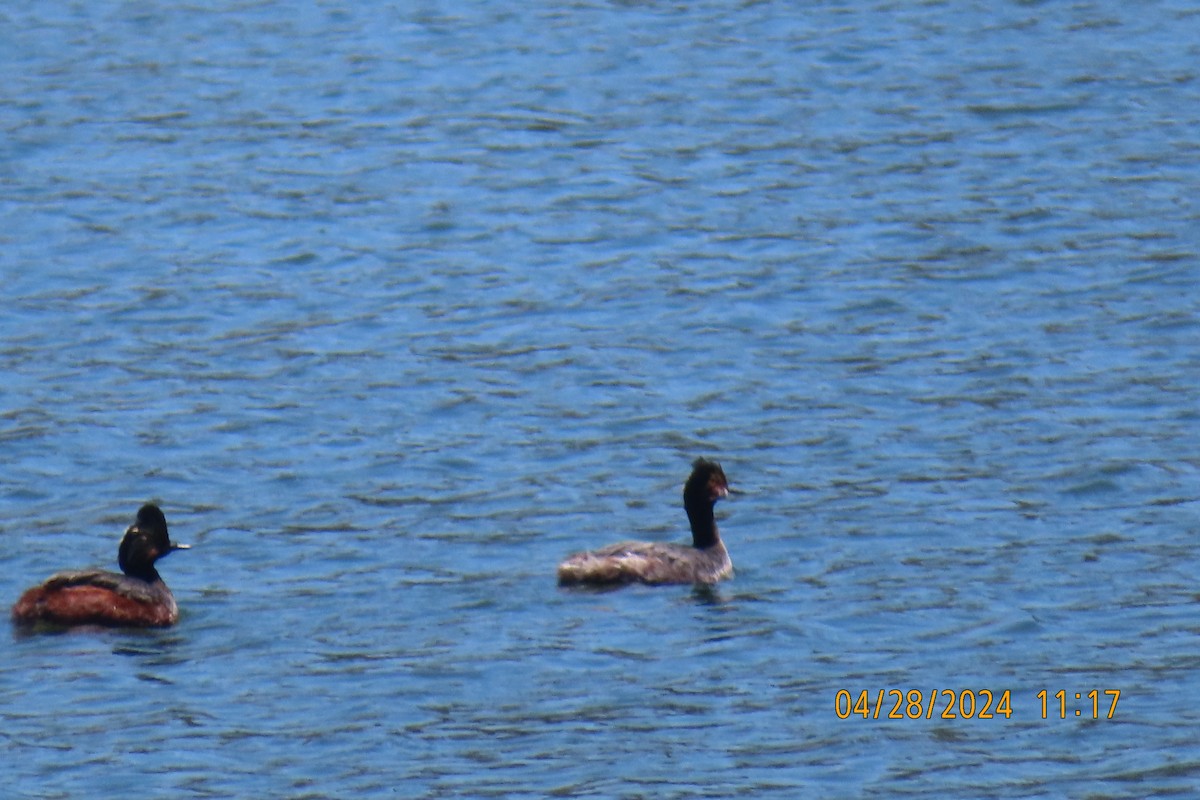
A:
[12,504,189,628]
[557,458,733,586]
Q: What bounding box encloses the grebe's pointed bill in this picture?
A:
[171,542,192,551]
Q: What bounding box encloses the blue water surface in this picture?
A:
[2,0,1198,797]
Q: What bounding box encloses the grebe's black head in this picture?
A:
[684,458,729,506]
[118,503,189,581]
[683,458,729,548]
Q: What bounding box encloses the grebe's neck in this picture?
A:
[130,565,163,584]
[687,502,720,549]
[119,532,164,583]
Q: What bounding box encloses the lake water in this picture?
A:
[3,0,1198,796]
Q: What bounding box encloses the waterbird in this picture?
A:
[557,458,734,586]
[12,503,189,628]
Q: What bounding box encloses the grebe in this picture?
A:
[12,504,189,628]
[557,458,733,586]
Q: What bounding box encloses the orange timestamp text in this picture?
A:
[834,689,1121,720]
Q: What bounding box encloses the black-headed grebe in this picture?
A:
[12,504,189,628]
[557,458,733,586]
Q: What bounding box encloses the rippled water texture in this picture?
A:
[3,1,1199,797]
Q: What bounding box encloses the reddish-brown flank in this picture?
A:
[12,582,177,628]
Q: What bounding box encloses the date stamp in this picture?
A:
[834,689,1121,720]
